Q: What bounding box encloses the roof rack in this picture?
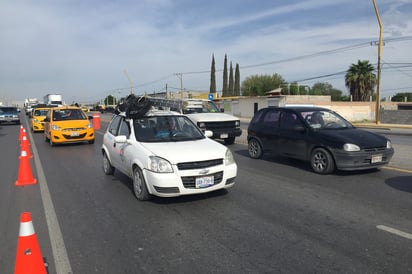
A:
[116,95,185,119]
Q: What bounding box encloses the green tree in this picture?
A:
[234,63,240,96]
[289,82,299,95]
[209,54,216,94]
[222,54,228,97]
[345,60,376,101]
[228,62,234,96]
[104,95,116,105]
[391,92,412,102]
[241,74,285,96]
[311,82,343,101]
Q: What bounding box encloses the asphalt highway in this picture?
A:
[0,113,411,273]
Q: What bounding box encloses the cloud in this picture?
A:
[0,0,411,103]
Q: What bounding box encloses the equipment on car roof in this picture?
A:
[116,94,185,119]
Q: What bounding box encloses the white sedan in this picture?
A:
[101,110,237,201]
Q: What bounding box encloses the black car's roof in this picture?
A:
[266,106,330,112]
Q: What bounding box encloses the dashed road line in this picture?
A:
[376,225,412,240]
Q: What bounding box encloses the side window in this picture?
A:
[280,111,302,129]
[262,109,280,127]
[108,116,122,135]
[118,119,130,138]
[250,110,264,124]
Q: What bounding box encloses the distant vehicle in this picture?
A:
[103,106,116,113]
[181,99,242,145]
[31,106,51,132]
[102,107,237,201]
[44,94,63,106]
[0,106,20,125]
[24,98,39,116]
[247,106,395,174]
[43,106,95,146]
[80,105,90,113]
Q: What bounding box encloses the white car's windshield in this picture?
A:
[301,110,353,129]
[134,116,205,142]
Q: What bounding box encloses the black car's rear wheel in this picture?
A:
[310,148,335,174]
[248,138,263,159]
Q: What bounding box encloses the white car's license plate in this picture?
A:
[220,133,228,138]
[70,132,80,137]
[371,154,382,163]
[195,176,214,188]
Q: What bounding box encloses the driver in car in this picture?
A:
[309,111,324,128]
[155,118,177,138]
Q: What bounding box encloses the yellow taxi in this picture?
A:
[44,106,95,146]
[31,106,50,132]
[80,105,90,113]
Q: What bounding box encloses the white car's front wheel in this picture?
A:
[133,166,150,201]
[103,152,115,175]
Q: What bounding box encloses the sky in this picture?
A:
[1,0,412,105]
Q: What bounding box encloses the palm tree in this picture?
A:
[345,60,376,101]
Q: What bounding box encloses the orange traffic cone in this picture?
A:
[15,150,37,186]
[20,136,33,158]
[14,212,47,274]
[18,125,25,141]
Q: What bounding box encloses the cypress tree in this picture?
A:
[228,61,234,96]
[222,54,228,97]
[234,63,240,96]
[210,54,216,94]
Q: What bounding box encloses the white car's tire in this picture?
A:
[103,152,115,175]
[133,166,150,201]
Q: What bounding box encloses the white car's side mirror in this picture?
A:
[114,135,128,143]
[204,130,213,138]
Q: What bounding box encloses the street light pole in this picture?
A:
[174,73,183,99]
[372,0,382,124]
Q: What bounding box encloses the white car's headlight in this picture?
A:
[225,149,235,165]
[343,143,360,151]
[235,120,240,127]
[149,156,173,173]
[386,140,392,149]
[198,122,206,128]
[51,124,61,130]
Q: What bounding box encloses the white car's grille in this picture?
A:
[177,159,223,170]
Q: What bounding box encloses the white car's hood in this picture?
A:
[141,138,227,164]
[186,112,239,122]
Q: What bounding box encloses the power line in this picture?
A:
[103,36,412,93]
[176,36,412,74]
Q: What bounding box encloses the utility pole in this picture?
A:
[372,0,382,124]
[124,70,134,94]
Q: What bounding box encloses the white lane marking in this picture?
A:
[26,121,73,273]
[376,225,412,240]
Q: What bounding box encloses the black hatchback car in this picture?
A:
[247,106,394,174]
